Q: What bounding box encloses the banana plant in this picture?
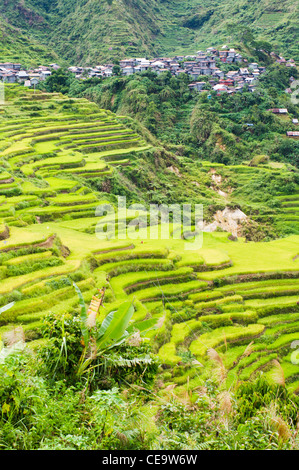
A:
[73,283,157,376]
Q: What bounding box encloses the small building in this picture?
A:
[49,63,60,70]
[40,70,52,81]
[226,71,239,78]
[219,79,234,87]
[219,51,229,58]
[17,71,29,81]
[213,84,228,94]
[102,68,113,77]
[68,66,82,74]
[235,54,243,63]
[269,108,288,114]
[188,82,206,92]
[122,66,135,75]
[239,68,249,75]
[38,65,50,72]
[150,60,165,69]
[286,131,299,138]
[169,62,180,71]
[286,60,296,68]
[213,69,225,79]
[156,68,170,75]
[119,59,136,68]
[199,66,213,76]
[248,63,259,70]
[2,73,16,83]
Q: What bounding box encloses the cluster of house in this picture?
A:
[0,47,297,105]
[188,62,267,95]
[0,63,55,85]
[66,48,243,80]
[0,48,253,90]
[271,53,297,68]
[60,48,297,98]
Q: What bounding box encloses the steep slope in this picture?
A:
[0,0,163,64]
[0,0,298,65]
[0,16,59,66]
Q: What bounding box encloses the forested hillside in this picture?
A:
[0,15,58,65]
[0,0,298,64]
[65,64,299,170]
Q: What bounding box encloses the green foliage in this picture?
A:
[37,286,158,387]
[44,69,73,94]
[72,71,194,144]
[6,257,63,277]
[0,322,298,449]
[38,310,84,382]
[0,352,48,426]
[0,64,299,451]
[68,63,299,169]
[235,376,299,425]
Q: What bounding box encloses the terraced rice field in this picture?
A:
[0,85,299,397]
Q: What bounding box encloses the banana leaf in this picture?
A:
[96,310,116,338]
[96,301,134,351]
[0,302,15,315]
[127,317,158,336]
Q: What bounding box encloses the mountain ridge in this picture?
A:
[0,0,298,65]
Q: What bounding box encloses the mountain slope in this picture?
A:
[0,0,298,65]
[0,15,59,66]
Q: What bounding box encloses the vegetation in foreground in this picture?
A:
[1,296,299,451]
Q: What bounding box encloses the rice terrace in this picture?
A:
[0,0,299,446]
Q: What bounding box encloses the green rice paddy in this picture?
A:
[0,85,298,397]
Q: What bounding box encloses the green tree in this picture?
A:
[190,107,216,144]
[45,68,72,94]
[112,65,122,76]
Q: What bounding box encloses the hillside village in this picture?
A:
[0,47,296,97]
